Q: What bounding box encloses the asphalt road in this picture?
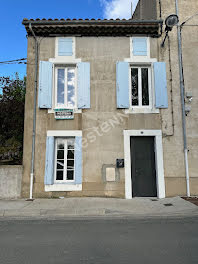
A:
[0,217,198,264]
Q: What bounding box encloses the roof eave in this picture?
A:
[22,19,163,37]
[22,19,163,26]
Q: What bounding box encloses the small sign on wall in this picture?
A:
[54,109,74,120]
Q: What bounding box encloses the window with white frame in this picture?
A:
[55,66,76,109]
[130,66,152,108]
[55,138,75,182]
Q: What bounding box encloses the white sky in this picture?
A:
[101,0,139,19]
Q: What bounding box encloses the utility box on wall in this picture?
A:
[102,165,120,183]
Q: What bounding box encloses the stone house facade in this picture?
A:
[21,0,198,199]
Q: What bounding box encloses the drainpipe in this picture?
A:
[28,23,39,200]
[175,0,190,197]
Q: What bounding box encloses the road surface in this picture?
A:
[0,217,197,264]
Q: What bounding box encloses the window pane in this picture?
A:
[67,150,74,159]
[67,170,74,180]
[142,68,149,106]
[67,160,74,170]
[56,170,63,180]
[57,143,64,150]
[57,161,64,170]
[67,139,75,149]
[57,150,64,159]
[57,69,65,105]
[67,68,75,107]
[131,68,139,106]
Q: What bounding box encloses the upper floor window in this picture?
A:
[131,66,152,108]
[116,61,168,112]
[131,37,149,57]
[55,66,77,109]
[56,37,74,57]
[55,138,75,183]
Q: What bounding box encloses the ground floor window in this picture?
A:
[55,138,75,182]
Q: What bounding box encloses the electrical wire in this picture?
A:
[0,58,27,64]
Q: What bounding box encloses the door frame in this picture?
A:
[124,130,165,199]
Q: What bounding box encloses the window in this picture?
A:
[131,37,149,57]
[130,66,152,108]
[55,138,75,182]
[55,37,74,57]
[55,66,76,109]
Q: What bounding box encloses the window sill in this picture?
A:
[125,108,159,114]
[45,184,82,192]
[49,58,81,64]
[124,57,157,63]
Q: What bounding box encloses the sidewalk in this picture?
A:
[0,197,198,219]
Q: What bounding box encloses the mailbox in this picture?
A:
[116,159,124,168]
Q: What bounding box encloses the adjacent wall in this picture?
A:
[0,166,23,199]
[158,0,198,196]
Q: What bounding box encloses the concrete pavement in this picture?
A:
[0,197,197,219]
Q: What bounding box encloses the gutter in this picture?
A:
[28,23,39,200]
[175,0,190,197]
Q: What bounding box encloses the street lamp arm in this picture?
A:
[181,12,198,27]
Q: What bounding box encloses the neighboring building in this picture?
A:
[21,0,198,199]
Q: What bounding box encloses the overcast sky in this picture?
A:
[0,0,139,78]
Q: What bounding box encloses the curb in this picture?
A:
[0,208,198,220]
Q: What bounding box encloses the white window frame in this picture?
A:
[130,65,152,109]
[124,130,165,199]
[45,130,82,192]
[131,37,150,60]
[54,137,75,184]
[55,37,76,59]
[54,65,77,110]
[125,63,159,114]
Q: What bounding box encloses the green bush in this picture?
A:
[0,73,26,164]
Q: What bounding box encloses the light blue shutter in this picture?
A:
[132,37,147,56]
[44,136,55,185]
[38,61,53,109]
[58,38,73,56]
[74,136,82,184]
[77,62,90,109]
[116,62,130,109]
[154,62,168,109]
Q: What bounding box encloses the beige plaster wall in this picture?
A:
[22,36,162,198]
[22,1,198,198]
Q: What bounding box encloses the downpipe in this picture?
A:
[28,23,38,200]
[175,0,190,197]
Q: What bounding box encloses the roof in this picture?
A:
[132,0,157,20]
[22,18,162,37]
